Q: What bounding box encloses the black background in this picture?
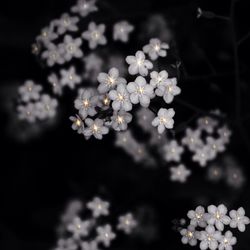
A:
[1,0,250,249]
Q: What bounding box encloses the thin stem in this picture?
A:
[237,31,250,46]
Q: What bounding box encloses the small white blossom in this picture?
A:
[111,111,132,131]
[37,25,58,44]
[117,213,137,234]
[71,0,98,17]
[87,197,110,217]
[41,43,64,66]
[218,126,232,144]
[199,225,222,250]
[187,206,208,227]
[206,137,225,153]
[181,128,203,151]
[97,67,126,94]
[36,94,58,119]
[60,66,81,89]
[180,225,199,246]
[126,51,153,76]
[67,217,91,239]
[70,115,84,134]
[59,35,83,61]
[154,77,181,104]
[84,118,109,139]
[17,103,37,123]
[150,70,169,88]
[207,204,231,231]
[163,140,184,162]
[192,145,214,167]
[109,83,132,111]
[18,80,42,102]
[82,22,107,49]
[152,108,175,134]
[96,224,116,247]
[170,164,191,183]
[56,13,79,35]
[127,76,154,107]
[143,38,169,60]
[55,238,77,250]
[113,21,134,42]
[74,88,98,119]
[218,231,237,250]
[81,241,99,250]
[229,207,250,232]
[48,73,63,95]
[197,116,218,134]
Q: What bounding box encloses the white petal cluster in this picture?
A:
[82,22,107,49]
[17,81,58,123]
[143,38,169,60]
[71,0,98,17]
[179,205,249,250]
[170,164,191,183]
[53,197,137,250]
[113,21,134,42]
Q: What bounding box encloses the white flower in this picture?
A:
[218,231,237,250]
[74,88,98,119]
[41,43,64,66]
[81,241,99,250]
[71,0,98,17]
[218,126,232,144]
[36,95,58,120]
[126,51,153,76]
[109,83,132,111]
[37,25,58,44]
[59,35,83,61]
[150,70,169,88]
[55,238,77,250]
[192,145,214,167]
[48,73,63,95]
[207,204,231,231]
[117,213,137,234]
[82,22,107,49]
[17,103,37,123]
[163,140,184,162]
[18,80,42,102]
[197,116,218,134]
[207,165,223,182]
[127,76,154,107]
[187,206,207,227]
[136,107,155,132]
[83,118,109,139]
[97,67,126,94]
[60,66,81,89]
[67,217,91,239]
[154,77,181,104]
[180,225,199,246]
[96,224,116,247]
[152,108,175,134]
[143,38,169,60]
[226,166,245,188]
[181,128,203,151]
[199,225,222,250]
[56,13,79,35]
[206,137,225,153]
[170,164,191,183]
[70,115,84,134]
[113,21,134,42]
[87,197,110,217]
[229,207,250,232]
[111,111,132,131]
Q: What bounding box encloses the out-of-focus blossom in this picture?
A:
[113,21,134,42]
[143,38,169,60]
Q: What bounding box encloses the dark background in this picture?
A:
[1,0,250,249]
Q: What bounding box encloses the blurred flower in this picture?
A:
[170,164,191,183]
[96,224,116,247]
[87,197,110,218]
[113,21,134,42]
[143,38,169,60]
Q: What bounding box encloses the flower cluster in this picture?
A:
[53,197,137,250]
[17,80,58,123]
[179,205,250,250]
[70,37,179,140]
